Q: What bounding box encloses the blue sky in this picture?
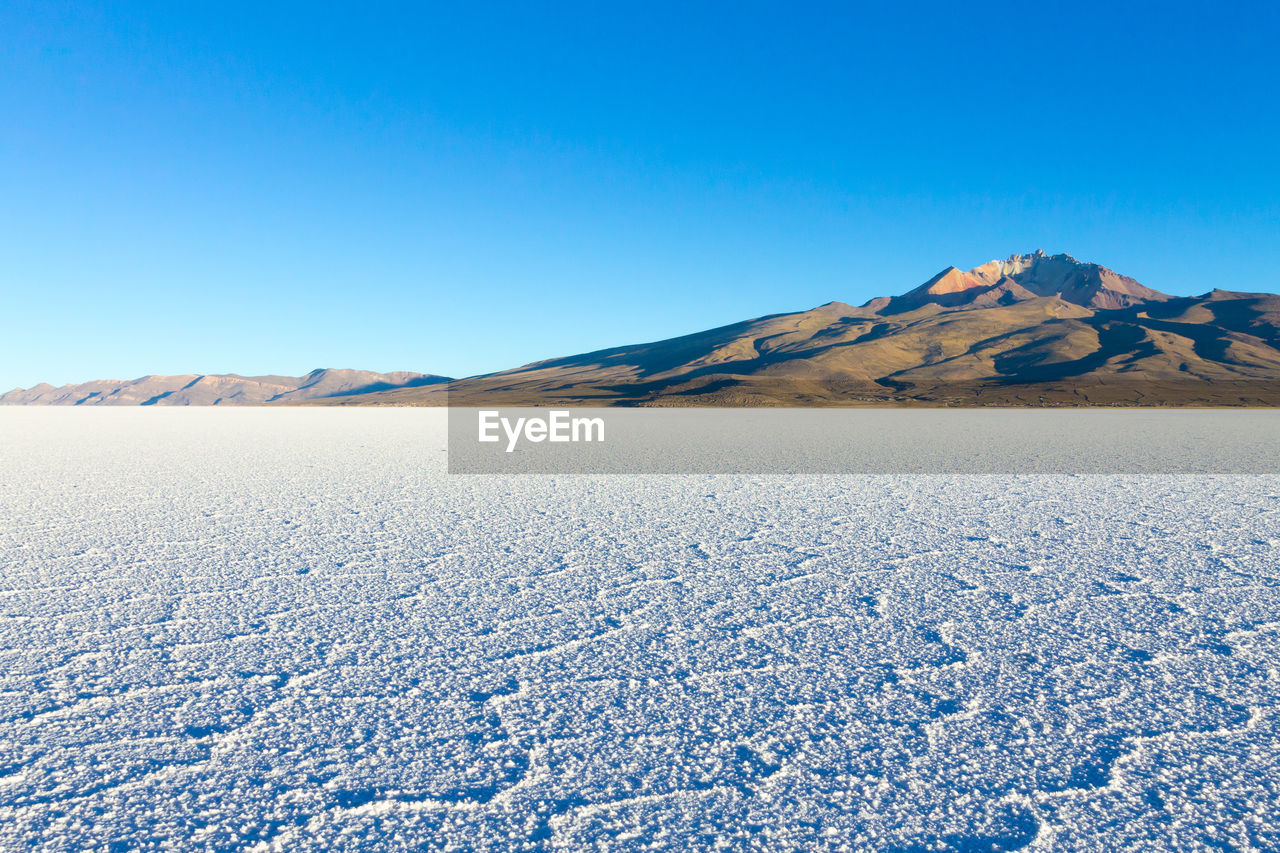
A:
[3,1,1278,387]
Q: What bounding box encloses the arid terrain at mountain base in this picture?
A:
[8,251,1280,407]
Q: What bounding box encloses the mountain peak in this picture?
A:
[919,266,986,295]
[890,250,1169,313]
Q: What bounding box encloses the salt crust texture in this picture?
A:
[0,409,1277,851]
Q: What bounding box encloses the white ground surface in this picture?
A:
[1,409,1278,852]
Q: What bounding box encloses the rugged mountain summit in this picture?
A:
[884,251,1169,313]
[1,369,448,406]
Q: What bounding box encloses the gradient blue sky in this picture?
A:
[3,1,1278,387]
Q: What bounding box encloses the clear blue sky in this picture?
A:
[3,1,1278,388]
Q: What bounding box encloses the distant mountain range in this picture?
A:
[0,369,447,406]
[7,251,1280,407]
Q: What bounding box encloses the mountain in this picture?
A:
[8,252,1279,408]
[335,251,1280,407]
[0,369,449,406]
[885,249,1168,313]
